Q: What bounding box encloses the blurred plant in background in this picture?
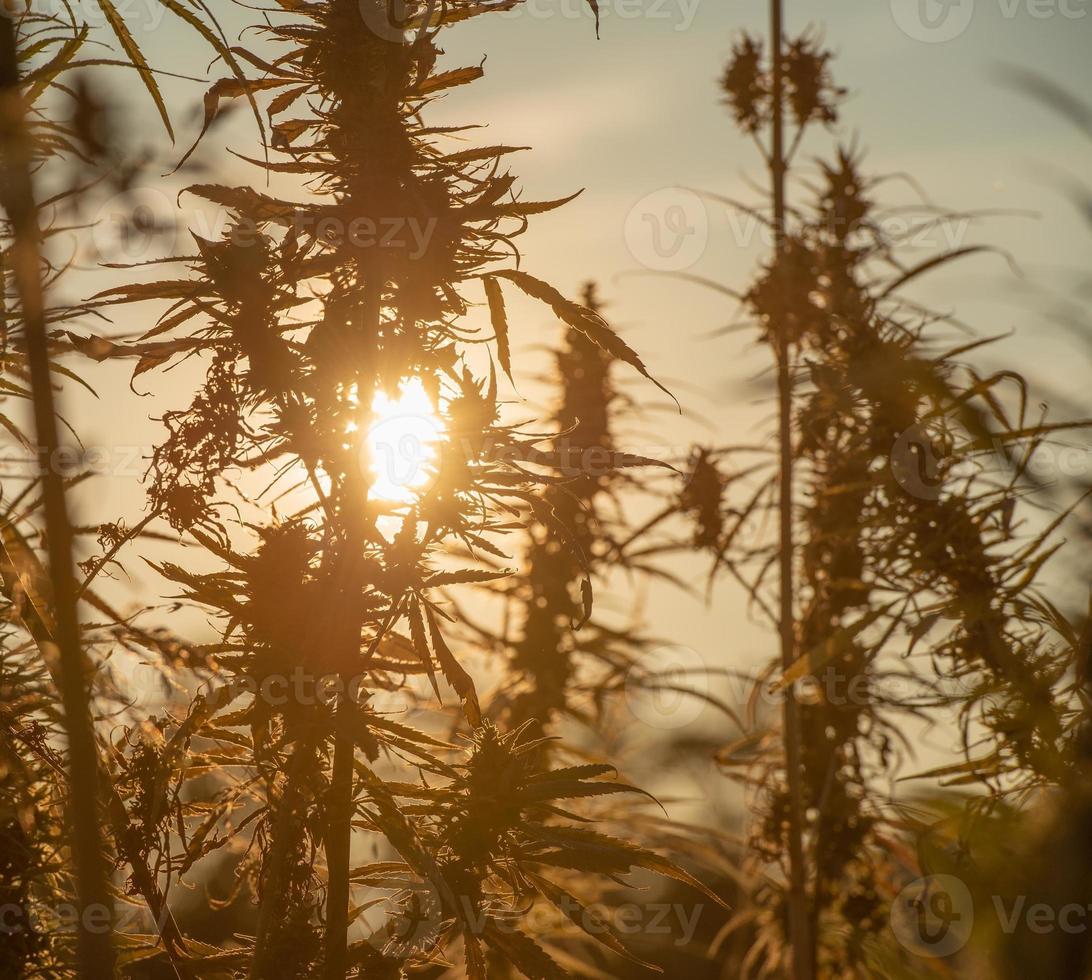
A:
[683,5,1091,978]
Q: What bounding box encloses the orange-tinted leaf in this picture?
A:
[424,605,482,726]
[483,276,514,384]
[493,270,678,408]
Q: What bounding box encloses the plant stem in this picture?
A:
[250,739,318,980]
[0,18,115,980]
[323,274,383,978]
[769,2,812,977]
[324,703,354,980]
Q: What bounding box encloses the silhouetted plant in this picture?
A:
[46,2,718,977]
[700,8,1086,977]
[891,74,1092,980]
[3,3,1087,978]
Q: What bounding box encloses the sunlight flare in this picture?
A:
[363,377,443,503]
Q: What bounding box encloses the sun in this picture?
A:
[363,377,443,504]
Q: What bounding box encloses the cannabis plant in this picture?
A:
[696,6,1084,977]
[28,1,720,977]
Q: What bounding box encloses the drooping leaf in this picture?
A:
[531,874,660,971]
[586,0,601,38]
[534,825,729,909]
[483,275,514,385]
[407,599,441,701]
[576,577,593,629]
[492,270,678,408]
[98,0,173,139]
[425,604,482,726]
[176,77,285,171]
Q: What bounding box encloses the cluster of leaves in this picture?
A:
[704,27,1088,979]
[0,7,207,976]
[0,1,723,978]
[5,2,1086,978]
[884,75,1092,980]
[721,31,844,137]
[447,282,687,743]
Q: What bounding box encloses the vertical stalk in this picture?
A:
[0,18,115,980]
[250,739,319,980]
[769,2,812,977]
[324,704,354,980]
[323,275,383,979]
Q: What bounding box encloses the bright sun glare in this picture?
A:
[364,377,443,504]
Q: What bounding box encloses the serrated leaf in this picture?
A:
[493,270,677,408]
[444,144,529,164]
[483,276,514,385]
[424,568,511,587]
[483,924,572,979]
[425,604,481,726]
[98,0,173,139]
[183,185,300,225]
[418,65,484,95]
[531,875,660,971]
[407,600,441,701]
[527,764,616,783]
[535,826,729,909]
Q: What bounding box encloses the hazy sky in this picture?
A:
[416,0,1092,672]
[41,0,1092,802]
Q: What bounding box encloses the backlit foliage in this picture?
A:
[0,3,1087,979]
[707,25,1088,979]
[0,1,718,977]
